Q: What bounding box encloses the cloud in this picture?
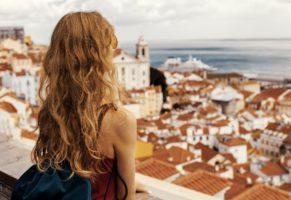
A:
[0,0,290,43]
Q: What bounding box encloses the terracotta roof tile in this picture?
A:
[147,132,159,143]
[240,90,254,99]
[21,129,38,141]
[194,142,218,161]
[137,119,155,127]
[183,162,215,173]
[0,63,12,71]
[260,162,289,176]
[154,146,195,166]
[239,126,249,135]
[176,113,193,121]
[233,163,250,173]
[252,88,287,103]
[233,184,291,200]
[218,136,247,147]
[12,53,29,60]
[178,124,194,136]
[279,183,291,193]
[221,153,236,163]
[165,135,184,144]
[199,105,219,115]
[136,158,179,180]
[232,172,258,186]
[0,101,17,113]
[212,119,230,127]
[225,183,249,200]
[173,170,232,195]
[252,130,262,139]
[207,72,244,79]
[153,119,169,130]
[160,112,171,120]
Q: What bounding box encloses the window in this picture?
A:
[142,48,145,56]
[143,71,146,76]
[132,69,135,75]
[121,67,125,76]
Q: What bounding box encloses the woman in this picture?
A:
[33,11,137,199]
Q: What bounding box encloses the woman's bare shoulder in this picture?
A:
[104,104,137,140]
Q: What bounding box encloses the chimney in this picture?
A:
[280,155,285,164]
[203,71,207,79]
[215,163,220,172]
[187,156,191,161]
[246,177,253,185]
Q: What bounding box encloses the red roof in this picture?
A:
[154,146,195,166]
[0,101,17,113]
[260,162,289,176]
[252,88,287,102]
[176,112,193,121]
[0,63,12,71]
[179,124,194,136]
[233,184,291,200]
[13,53,29,60]
[199,105,219,115]
[218,136,247,147]
[183,161,215,173]
[136,158,179,180]
[173,170,232,195]
[21,129,38,141]
[194,142,218,162]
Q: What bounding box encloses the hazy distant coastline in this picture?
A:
[121,39,291,76]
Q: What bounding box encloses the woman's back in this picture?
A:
[31,11,137,200]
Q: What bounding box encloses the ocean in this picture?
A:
[120,39,291,77]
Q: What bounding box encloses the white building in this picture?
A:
[0,101,19,136]
[2,67,40,105]
[113,36,150,90]
[128,86,163,118]
[215,136,248,164]
[0,38,27,53]
[258,123,289,157]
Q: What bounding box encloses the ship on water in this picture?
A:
[161,55,217,71]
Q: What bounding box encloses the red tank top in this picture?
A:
[90,103,123,200]
[91,156,117,200]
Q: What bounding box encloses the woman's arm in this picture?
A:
[113,107,137,200]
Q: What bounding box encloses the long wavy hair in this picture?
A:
[32,11,120,178]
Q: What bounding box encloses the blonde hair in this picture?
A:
[33,11,120,178]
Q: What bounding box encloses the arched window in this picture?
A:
[142,48,145,56]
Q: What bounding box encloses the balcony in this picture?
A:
[0,135,217,200]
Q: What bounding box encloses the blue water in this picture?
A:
[120,39,291,76]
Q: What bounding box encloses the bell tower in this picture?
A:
[136,35,149,61]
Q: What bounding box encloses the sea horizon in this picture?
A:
[120,38,291,77]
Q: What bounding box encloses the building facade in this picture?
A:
[113,36,150,90]
[0,27,25,42]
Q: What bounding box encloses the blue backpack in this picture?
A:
[11,161,91,200]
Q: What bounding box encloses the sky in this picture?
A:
[0,0,291,44]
